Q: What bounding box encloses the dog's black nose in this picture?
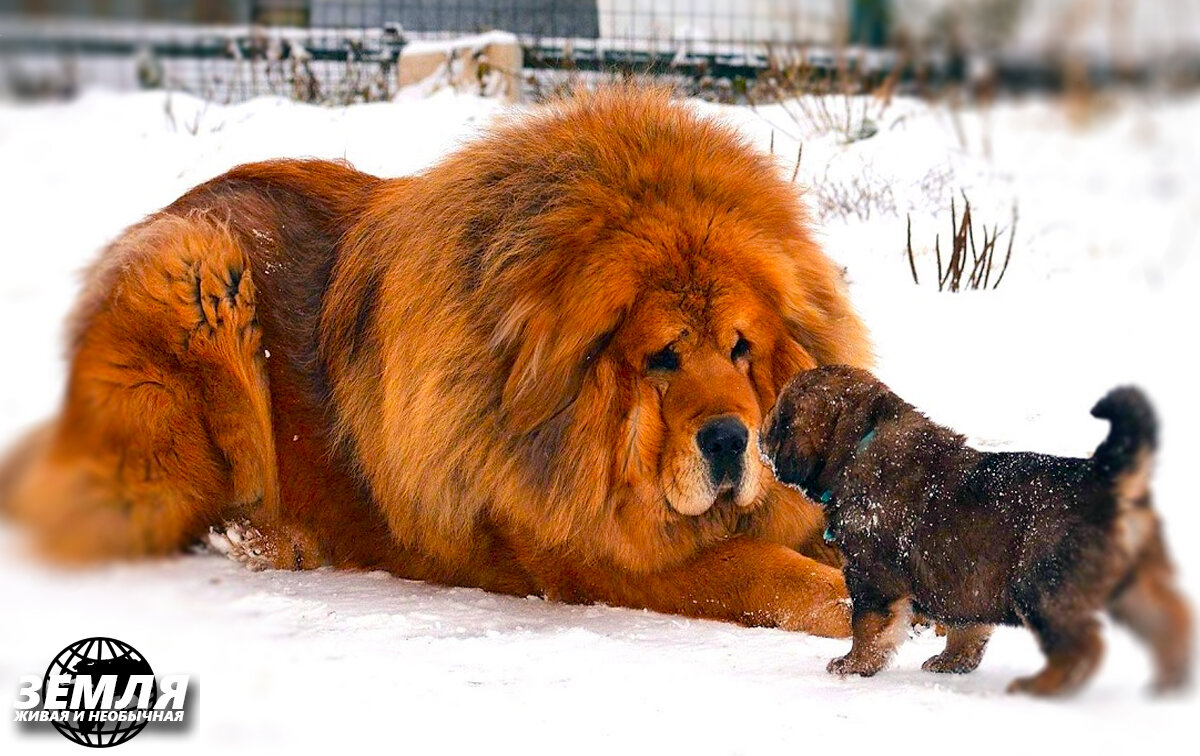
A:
[697,416,749,485]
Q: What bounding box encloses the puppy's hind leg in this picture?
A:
[1107,531,1192,693]
[922,624,993,674]
[1011,583,1104,697]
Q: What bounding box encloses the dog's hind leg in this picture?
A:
[0,422,53,515]
[7,215,278,562]
[1010,583,1104,696]
[1107,531,1192,693]
[922,624,993,674]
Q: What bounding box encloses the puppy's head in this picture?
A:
[760,365,893,496]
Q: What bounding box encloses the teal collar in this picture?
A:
[818,426,879,543]
[816,425,879,506]
[855,428,878,455]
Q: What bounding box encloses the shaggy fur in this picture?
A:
[761,366,1192,695]
[0,87,871,637]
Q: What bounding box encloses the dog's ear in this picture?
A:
[768,335,818,402]
[867,379,906,427]
[488,239,636,438]
[496,297,623,437]
[780,305,872,372]
[776,237,873,370]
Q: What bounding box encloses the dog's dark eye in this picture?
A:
[646,346,679,373]
[731,336,751,362]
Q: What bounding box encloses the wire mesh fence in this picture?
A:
[0,1,860,103]
[2,2,1199,103]
[1,20,413,102]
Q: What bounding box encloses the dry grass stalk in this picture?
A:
[907,195,1017,292]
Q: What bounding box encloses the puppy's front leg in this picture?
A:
[828,596,912,677]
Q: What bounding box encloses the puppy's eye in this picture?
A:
[731,336,751,362]
[646,346,679,373]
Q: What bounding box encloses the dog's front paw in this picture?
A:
[827,654,882,677]
[162,243,261,358]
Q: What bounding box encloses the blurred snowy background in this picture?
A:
[2,2,1198,754]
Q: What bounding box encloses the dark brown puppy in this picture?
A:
[760,365,1192,696]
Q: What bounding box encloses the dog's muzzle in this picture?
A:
[697,415,749,489]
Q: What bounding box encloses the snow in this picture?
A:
[402,30,520,56]
[1,86,1197,753]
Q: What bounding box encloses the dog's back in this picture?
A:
[965,388,1159,590]
[973,386,1157,522]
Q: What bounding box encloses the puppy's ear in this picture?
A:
[837,380,900,446]
[763,390,828,493]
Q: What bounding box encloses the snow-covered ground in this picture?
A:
[1,86,1197,754]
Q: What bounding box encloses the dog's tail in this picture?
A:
[0,421,54,518]
[1091,386,1157,493]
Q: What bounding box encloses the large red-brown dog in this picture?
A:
[0,86,870,637]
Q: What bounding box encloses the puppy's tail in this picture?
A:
[1091,386,1157,489]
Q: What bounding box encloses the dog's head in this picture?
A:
[760,365,894,496]
[603,261,816,516]
[469,87,870,551]
[493,210,845,520]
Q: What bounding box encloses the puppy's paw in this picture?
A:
[1005,676,1038,696]
[923,651,982,674]
[1006,673,1071,697]
[827,654,882,677]
[1151,669,1191,696]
